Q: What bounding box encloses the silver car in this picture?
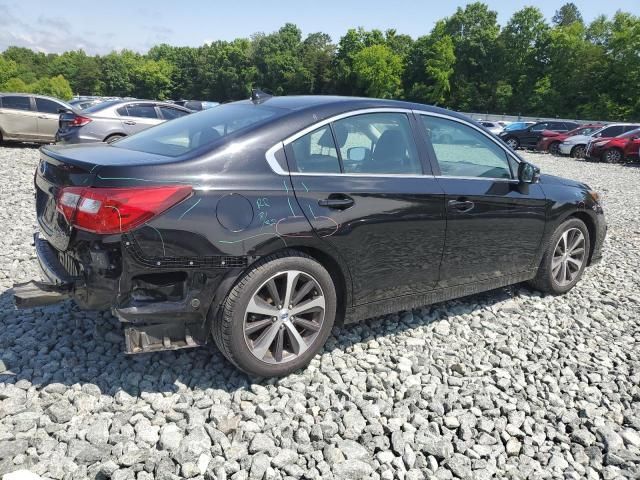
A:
[56,100,192,144]
[0,93,72,144]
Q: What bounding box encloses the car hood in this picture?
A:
[563,134,591,144]
[538,173,588,190]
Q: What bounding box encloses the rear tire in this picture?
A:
[212,250,337,377]
[529,218,590,295]
[548,141,561,156]
[570,144,586,159]
[105,134,125,144]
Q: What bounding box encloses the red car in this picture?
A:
[586,128,640,163]
[537,124,605,155]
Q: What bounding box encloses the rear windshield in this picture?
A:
[114,103,284,157]
[83,100,122,113]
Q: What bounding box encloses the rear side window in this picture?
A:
[114,103,282,157]
[123,104,158,119]
[1,95,31,111]
[333,113,421,174]
[290,126,341,174]
[530,123,548,132]
[35,98,63,114]
[421,115,512,179]
[548,122,566,130]
[159,106,189,120]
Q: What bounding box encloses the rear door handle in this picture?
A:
[123,120,136,125]
[318,195,354,210]
[448,199,475,212]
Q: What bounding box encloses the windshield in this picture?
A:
[114,103,285,157]
[83,99,122,113]
[619,128,640,139]
[505,122,527,131]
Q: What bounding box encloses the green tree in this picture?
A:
[1,77,29,92]
[553,3,584,27]
[30,75,73,100]
[352,44,403,98]
[0,56,18,86]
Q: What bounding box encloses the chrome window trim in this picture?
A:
[412,110,523,179]
[265,108,421,177]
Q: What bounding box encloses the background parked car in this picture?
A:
[0,93,72,144]
[586,127,640,163]
[56,99,192,144]
[479,121,503,135]
[171,100,219,111]
[499,120,579,150]
[558,123,640,158]
[69,97,106,110]
[537,124,605,155]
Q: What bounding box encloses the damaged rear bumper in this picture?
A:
[13,233,82,308]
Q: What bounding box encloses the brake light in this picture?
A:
[56,186,192,234]
[70,115,92,127]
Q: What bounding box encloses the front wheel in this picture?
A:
[505,137,519,150]
[212,251,337,377]
[602,148,623,164]
[548,141,561,156]
[529,218,590,295]
[570,145,586,159]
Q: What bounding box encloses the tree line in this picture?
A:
[0,2,638,120]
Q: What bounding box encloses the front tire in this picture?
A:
[548,141,561,156]
[505,137,519,150]
[212,251,337,377]
[602,148,623,164]
[570,145,586,159]
[529,218,590,295]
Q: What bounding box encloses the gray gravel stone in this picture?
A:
[0,148,639,480]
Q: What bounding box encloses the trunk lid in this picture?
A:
[36,144,185,251]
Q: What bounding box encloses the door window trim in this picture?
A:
[267,107,431,178]
[413,110,523,181]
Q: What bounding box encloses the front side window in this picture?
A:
[1,95,31,111]
[421,116,512,179]
[35,98,64,114]
[333,113,421,174]
[530,123,548,132]
[290,125,341,173]
[599,126,624,137]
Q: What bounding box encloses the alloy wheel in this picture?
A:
[549,142,560,156]
[551,228,586,287]
[243,270,326,364]
[573,145,586,158]
[506,138,518,149]
[604,149,622,163]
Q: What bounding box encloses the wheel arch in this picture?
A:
[103,132,127,142]
[206,244,353,333]
[566,211,597,266]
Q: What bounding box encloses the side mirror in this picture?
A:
[518,162,540,184]
[347,146,368,162]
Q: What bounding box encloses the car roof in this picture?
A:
[231,95,475,124]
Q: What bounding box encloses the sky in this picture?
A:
[0,0,637,55]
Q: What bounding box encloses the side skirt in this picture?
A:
[344,270,536,324]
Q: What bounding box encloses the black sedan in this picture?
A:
[14,94,606,377]
[499,120,580,150]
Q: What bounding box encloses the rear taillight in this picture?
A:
[56,186,192,234]
[70,115,92,127]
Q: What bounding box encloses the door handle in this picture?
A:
[448,199,475,212]
[123,120,136,125]
[318,195,354,210]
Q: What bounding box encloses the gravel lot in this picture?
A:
[0,145,639,480]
